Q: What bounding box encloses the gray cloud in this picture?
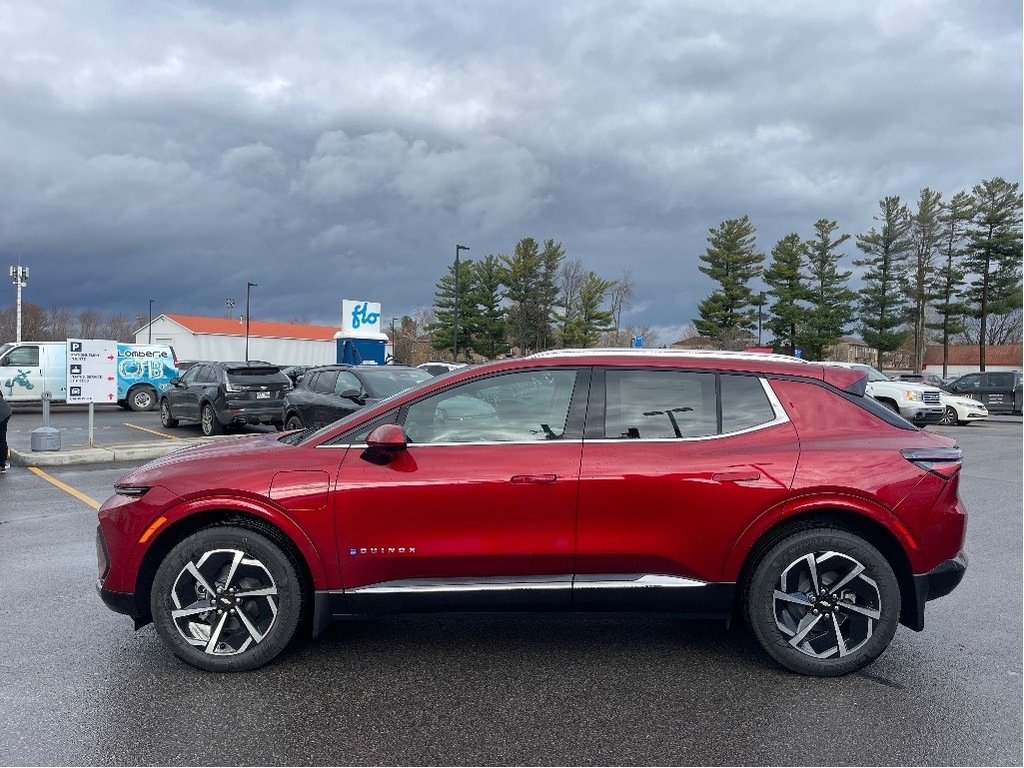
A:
[0,0,1019,341]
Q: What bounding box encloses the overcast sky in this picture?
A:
[0,0,1020,344]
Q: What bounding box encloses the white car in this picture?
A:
[938,392,989,426]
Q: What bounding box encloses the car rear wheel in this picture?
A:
[939,405,957,425]
[745,528,900,676]
[150,526,303,672]
[285,413,304,430]
[201,403,223,436]
[128,385,157,411]
[160,399,178,428]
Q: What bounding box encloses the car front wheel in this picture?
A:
[745,528,900,676]
[939,405,957,425]
[150,526,303,672]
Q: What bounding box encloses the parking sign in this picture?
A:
[67,339,118,403]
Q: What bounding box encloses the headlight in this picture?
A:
[904,390,923,402]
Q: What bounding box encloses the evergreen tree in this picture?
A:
[906,188,945,372]
[428,258,476,359]
[467,255,507,359]
[963,177,1023,370]
[856,196,912,366]
[799,219,856,361]
[562,272,615,347]
[762,233,808,356]
[500,237,564,354]
[693,216,764,348]
[927,191,973,378]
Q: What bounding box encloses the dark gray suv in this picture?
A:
[159,361,291,435]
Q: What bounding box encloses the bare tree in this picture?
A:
[608,270,635,346]
[48,305,74,340]
[78,309,103,338]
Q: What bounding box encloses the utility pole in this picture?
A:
[148,299,155,343]
[9,265,29,343]
[245,282,258,362]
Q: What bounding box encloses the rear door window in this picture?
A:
[604,370,717,439]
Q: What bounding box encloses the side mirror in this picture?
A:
[170,377,182,386]
[338,388,364,402]
[362,424,408,464]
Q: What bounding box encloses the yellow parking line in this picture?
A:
[124,422,179,440]
[28,466,102,511]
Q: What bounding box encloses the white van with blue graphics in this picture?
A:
[0,341,179,411]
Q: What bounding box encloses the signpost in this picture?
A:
[67,339,117,447]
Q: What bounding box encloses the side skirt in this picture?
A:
[311,574,735,638]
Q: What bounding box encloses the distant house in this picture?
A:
[824,337,876,365]
[136,313,340,366]
[922,344,1022,377]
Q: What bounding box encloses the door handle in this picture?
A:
[510,474,558,484]
[712,470,761,482]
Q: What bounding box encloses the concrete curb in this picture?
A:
[10,437,228,467]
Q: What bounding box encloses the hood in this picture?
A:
[117,433,287,487]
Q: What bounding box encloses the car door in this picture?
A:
[574,367,799,610]
[0,344,44,401]
[982,372,1014,412]
[333,367,588,613]
[329,370,364,424]
[166,364,203,420]
[306,370,337,428]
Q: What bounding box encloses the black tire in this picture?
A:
[745,528,900,676]
[939,405,957,426]
[285,413,304,431]
[128,385,157,412]
[150,526,303,672]
[160,398,179,428]
[201,402,223,436]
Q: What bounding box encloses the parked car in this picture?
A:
[282,364,433,430]
[159,361,291,435]
[943,370,1023,415]
[826,363,944,426]
[897,372,949,389]
[98,349,967,676]
[279,365,311,385]
[938,392,989,426]
[416,361,466,376]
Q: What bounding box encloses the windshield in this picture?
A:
[360,367,433,398]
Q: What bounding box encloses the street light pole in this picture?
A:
[757,291,766,347]
[9,265,29,343]
[453,244,469,361]
[245,282,258,362]
[148,299,154,343]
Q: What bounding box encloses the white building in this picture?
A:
[136,313,340,366]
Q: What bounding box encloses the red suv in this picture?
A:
[96,350,967,675]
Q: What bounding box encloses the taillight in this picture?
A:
[901,447,963,479]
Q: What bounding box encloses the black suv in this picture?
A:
[944,370,1023,414]
[282,364,432,430]
[159,361,291,435]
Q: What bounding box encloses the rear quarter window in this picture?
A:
[720,374,776,433]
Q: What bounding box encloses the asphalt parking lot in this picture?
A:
[0,408,1020,765]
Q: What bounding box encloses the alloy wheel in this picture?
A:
[168,548,279,656]
[772,550,881,659]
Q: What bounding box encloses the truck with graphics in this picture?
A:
[0,340,180,411]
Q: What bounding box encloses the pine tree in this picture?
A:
[694,216,763,348]
[468,255,507,359]
[428,258,476,359]
[762,233,808,356]
[800,219,857,361]
[963,177,1023,370]
[499,237,564,354]
[927,191,973,378]
[856,196,913,366]
[906,189,944,372]
[562,272,615,347]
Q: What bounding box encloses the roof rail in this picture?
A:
[527,348,812,365]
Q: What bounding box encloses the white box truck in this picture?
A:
[0,340,180,411]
